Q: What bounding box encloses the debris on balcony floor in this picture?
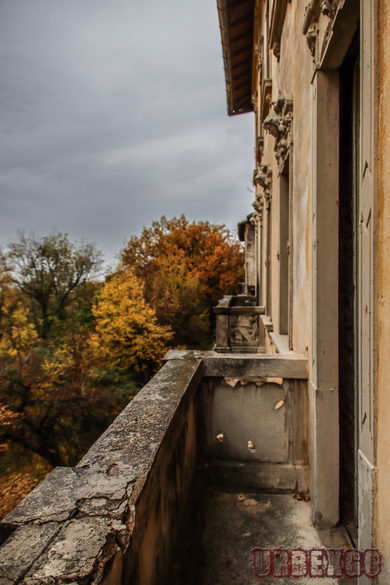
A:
[173,486,357,585]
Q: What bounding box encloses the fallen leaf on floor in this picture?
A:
[244,498,258,506]
[237,494,246,501]
[293,492,310,502]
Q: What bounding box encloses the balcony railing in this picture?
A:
[0,350,309,585]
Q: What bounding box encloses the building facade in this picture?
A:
[217,0,390,581]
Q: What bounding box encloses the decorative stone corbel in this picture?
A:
[254,164,272,209]
[263,97,293,173]
[320,0,339,19]
[302,0,342,64]
[303,0,317,31]
[252,196,264,226]
[302,1,319,61]
[306,21,317,60]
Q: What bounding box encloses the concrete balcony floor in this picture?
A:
[172,484,356,585]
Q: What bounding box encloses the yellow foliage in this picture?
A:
[0,288,38,358]
[91,271,173,374]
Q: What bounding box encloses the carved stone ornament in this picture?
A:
[254,164,272,209]
[302,0,341,63]
[263,97,293,173]
[229,314,258,346]
[252,197,264,225]
[320,0,339,19]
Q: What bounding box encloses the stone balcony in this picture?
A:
[213,295,265,354]
[0,349,336,585]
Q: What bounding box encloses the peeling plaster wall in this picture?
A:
[198,375,309,492]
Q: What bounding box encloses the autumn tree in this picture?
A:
[91,271,173,380]
[0,234,126,471]
[121,216,244,348]
[7,231,103,339]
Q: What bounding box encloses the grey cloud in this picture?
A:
[0,0,254,265]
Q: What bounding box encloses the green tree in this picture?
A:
[7,232,103,339]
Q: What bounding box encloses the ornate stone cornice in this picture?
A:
[263,97,293,173]
[254,164,272,209]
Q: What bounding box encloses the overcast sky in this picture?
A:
[0,0,254,266]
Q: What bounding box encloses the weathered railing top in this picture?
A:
[213,295,264,314]
[164,349,308,379]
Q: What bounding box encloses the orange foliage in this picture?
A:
[121,216,244,348]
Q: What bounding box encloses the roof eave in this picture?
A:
[217,0,255,116]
